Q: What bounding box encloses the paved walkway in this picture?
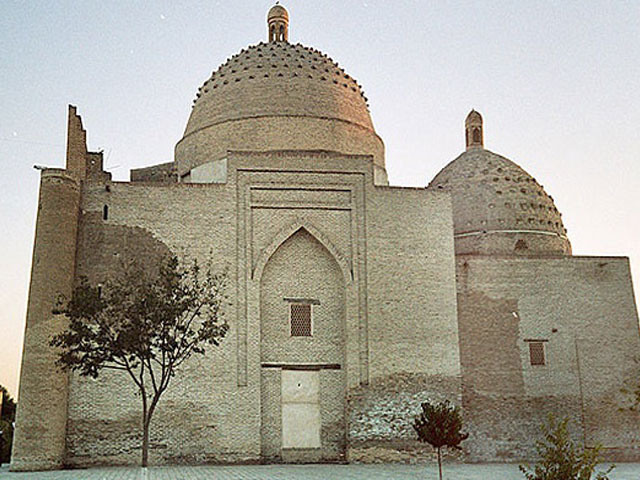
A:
[0,463,638,480]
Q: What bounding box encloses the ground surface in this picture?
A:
[0,463,638,479]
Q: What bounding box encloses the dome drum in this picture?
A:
[455,231,571,257]
[175,115,385,178]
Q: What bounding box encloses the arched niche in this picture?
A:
[258,226,347,462]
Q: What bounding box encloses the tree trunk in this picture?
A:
[141,394,149,468]
[437,447,442,480]
[141,393,161,468]
[142,414,149,467]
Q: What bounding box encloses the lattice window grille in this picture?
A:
[529,341,545,366]
[290,303,312,337]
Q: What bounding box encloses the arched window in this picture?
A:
[473,128,481,143]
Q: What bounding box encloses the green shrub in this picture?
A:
[520,415,613,480]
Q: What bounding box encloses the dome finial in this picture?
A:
[465,109,483,150]
[268,3,289,42]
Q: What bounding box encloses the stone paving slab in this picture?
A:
[0,463,638,480]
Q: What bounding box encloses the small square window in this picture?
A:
[529,341,545,366]
[290,303,311,337]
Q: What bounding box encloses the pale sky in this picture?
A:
[1,1,638,399]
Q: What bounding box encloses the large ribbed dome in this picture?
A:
[428,112,571,256]
[175,11,385,179]
[185,42,374,134]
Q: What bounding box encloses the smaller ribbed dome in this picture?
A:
[429,112,571,257]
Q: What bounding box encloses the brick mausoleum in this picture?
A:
[11,4,640,471]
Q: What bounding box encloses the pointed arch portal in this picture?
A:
[258,224,347,462]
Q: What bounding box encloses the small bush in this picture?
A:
[519,415,613,480]
[413,400,468,480]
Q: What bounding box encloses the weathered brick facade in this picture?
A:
[456,256,640,461]
[11,5,640,471]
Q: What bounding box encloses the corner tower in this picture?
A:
[11,108,84,470]
[11,107,109,471]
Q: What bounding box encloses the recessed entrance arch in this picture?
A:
[259,227,346,462]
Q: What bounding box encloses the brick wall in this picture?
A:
[60,151,461,466]
[457,255,640,461]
